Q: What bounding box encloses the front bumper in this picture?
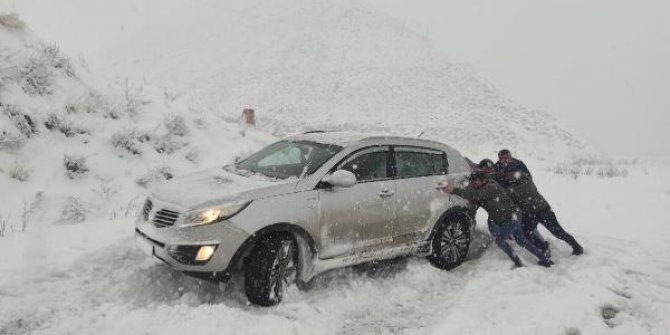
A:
[135,212,250,274]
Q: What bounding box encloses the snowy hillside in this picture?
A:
[0,17,273,227]
[6,0,586,158]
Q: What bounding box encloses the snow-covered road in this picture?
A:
[2,163,669,335]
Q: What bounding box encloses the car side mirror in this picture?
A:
[322,170,356,188]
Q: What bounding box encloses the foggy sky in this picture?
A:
[366,0,670,156]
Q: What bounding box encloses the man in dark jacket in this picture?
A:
[495,149,584,255]
[477,158,549,255]
[443,171,553,268]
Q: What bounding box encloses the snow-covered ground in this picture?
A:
[1,161,669,335]
[1,0,669,334]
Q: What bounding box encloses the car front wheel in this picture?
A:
[428,217,471,270]
[244,234,298,306]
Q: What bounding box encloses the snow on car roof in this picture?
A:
[286,131,387,147]
[287,131,450,149]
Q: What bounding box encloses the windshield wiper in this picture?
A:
[298,161,312,180]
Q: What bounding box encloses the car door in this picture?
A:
[391,146,452,244]
[317,146,396,259]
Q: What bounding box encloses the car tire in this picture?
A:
[244,234,298,306]
[428,217,471,270]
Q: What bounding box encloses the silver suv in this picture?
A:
[135,131,473,306]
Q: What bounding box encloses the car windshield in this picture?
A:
[235,140,343,179]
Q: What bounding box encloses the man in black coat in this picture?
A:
[495,149,584,255]
[443,171,553,268]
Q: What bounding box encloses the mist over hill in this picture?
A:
[6,0,588,158]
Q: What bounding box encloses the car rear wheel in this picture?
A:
[428,217,471,270]
[244,234,298,306]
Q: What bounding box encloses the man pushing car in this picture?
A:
[494,149,584,255]
[442,171,553,268]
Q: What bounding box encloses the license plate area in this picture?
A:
[135,234,154,256]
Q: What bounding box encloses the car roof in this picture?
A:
[285,131,447,149]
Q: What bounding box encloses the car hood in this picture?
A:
[150,167,298,209]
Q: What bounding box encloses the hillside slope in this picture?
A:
[6,0,587,158]
[0,18,273,224]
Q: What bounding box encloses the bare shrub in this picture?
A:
[21,193,43,232]
[597,165,629,178]
[0,13,25,29]
[0,131,24,152]
[551,160,629,179]
[64,155,88,179]
[111,129,142,155]
[85,90,120,118]
[40,44,75,77]
[153,135,185,154]
[192,117,207,129]
[163,88,180,105]
[164,114,188,136]
[0,215,9,237]
[185,149,199,163]
[19,56,53,95]
[60,197,87,223]
[44,114,89,137]
[8,162,30,181]
[3,105,37,137]
[136,167,174,188]
[122,80,150,118]
[93,181,117,201]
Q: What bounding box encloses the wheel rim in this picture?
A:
[439,222,468,263]
[268,240,297,302]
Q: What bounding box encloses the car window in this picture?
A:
[236,141,342,179]
[257,146,302,167]
[341,151,388,182]
[395,150,447,178]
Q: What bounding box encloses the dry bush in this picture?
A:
[60,197,87,223]
[136,167,174,188]
[44,114,89,137]
[8,162,30,181]
[551,157,630,179]
[185,149,199,163]
[0,13,25,29]
[3,104,37,137]
[0,131,24,152]
[153,134,185,154]
[111,129,142,155]
[164,114,188,136]
[64,155,88,179]
[40,44,75,77]
[21,192,43,232]
[597,165,629,178]
[0,215,9,237]
[19,56,53,95]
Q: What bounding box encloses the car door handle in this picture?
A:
[379,190,395,198]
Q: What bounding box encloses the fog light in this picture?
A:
[195,245,216,262]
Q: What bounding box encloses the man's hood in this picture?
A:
[149,167,298,209]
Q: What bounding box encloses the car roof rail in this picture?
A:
[303,130,328,134]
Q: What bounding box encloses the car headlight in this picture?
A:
[180,200,251,227]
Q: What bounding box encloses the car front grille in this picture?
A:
[142,199,153,221]
[153,209,180,227]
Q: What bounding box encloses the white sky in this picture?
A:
[366,0,670,156]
